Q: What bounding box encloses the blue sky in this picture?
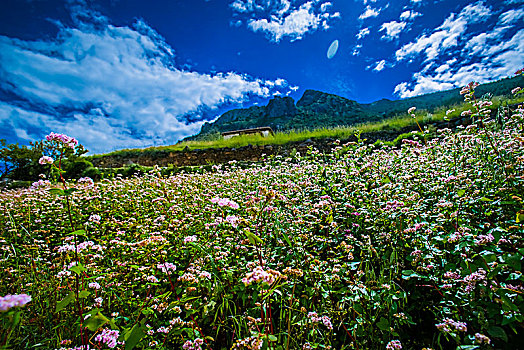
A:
[0,0,522,153]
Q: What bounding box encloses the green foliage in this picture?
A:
[0,137,88,181]
[0,139,47,181]
[188,74,524,140]
[63,159,95,179]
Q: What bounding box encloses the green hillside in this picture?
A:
[188,75,523,140]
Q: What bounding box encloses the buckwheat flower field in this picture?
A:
[1,84,523,349]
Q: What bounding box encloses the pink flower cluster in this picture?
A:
[94,328,120,348]
[45,132,78,149]
[231,336,263,350]
[0,293,31,311]
[183,235,198,243]
[147,275,159,283]
[88,282,101,290]
[460,82,479,95]
[463,268,487,292]
[78,177,94,186]
[57,240,103,254]
[157,262,177,273]
[436,318,467,333]
[474,333,491,344]
[39,156,54,165]
[242,266,281,286]
[31,180,51,189]
[211,197,240,209]
[474,233,494,245]
[307,312,333,330]
[182,338,204,350]
[386,340,402,349]
[226,215,239,227]
[88,214,101,223]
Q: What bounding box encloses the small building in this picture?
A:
[222,127,274,140]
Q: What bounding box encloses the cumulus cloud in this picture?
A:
[231,0,340,42]
[394,1,522,98]
[379,21,407,40]
[400,10,422,21]
[499,8,524,24]
[358,5,381,20]
[357,27,370,39]
[395,1,492,62]
[373,59,387,72]
[0,6,290,153]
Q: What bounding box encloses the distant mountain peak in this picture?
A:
[185,75,523,141]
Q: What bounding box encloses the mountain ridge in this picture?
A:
[187,75,523,141]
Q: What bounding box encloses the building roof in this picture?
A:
[221,127,274,136]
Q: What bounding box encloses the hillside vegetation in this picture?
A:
[189,75,524,140]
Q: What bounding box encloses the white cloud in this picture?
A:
[393,1,524,98]
[400,10,421,21]
[0,8,290,153]
[395,1,492,61]
[231,0,340,42]
[464,25,511,55]
[499,8,524,24]
[357,27,370,39]
[359,5,381,20]
[352,44,362,56]
[379,21,407,40]
[373,59,387,72]
[394,28,523,98]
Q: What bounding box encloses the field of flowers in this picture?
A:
[1,80,523,350]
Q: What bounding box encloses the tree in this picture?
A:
[0,134,88,181]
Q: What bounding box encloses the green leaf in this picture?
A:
[125,324,146,350]
[376,317,390,331]
[11,310,21,328]
[480,197,493,202]
[84,312,109,332]
[78,290,90,299]
[56,292,75,312]
[244,230,263,245]
[64,188,79,196]
[457,189,466,197]
[516,211,524,223]
[141,308,154,315]
[70,230,87,237]
[267,334,277,342]
[69,263,87,275]
[501,295,518,312]
[401,270,420,280]
[280,230,294,248]
[505,254,522,271]
[49,188,65,196]
[481,251,497,263]
[487,326,508,342]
